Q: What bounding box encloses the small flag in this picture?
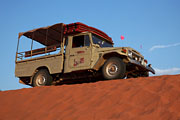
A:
[121,35,125,40]
[140,45,142,49]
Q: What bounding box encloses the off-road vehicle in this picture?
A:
[15,22,155,87]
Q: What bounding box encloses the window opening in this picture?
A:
[72,35,90,48]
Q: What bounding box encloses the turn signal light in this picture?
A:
[122,48,127,53]
[144,59,148,64]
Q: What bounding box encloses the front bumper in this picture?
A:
[129,59,155,74]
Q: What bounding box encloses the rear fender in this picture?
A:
[29,66,50,85]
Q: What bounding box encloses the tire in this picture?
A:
[102,57,126,80]
[32,69,52,87]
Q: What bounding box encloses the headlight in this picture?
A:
[141,60,144,65]
[141,59,147,66]
[135,57,138,61]
[128,50,133,58]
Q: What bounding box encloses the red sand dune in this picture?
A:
[1,75,180,120]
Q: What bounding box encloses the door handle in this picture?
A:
[70,55,75,57]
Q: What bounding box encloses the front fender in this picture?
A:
[92,52,127,71]
[93,55,106,71]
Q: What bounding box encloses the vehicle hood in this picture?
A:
[97,47,144,58]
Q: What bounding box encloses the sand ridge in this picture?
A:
[0,75,180,120]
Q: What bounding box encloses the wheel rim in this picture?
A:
[36,75,46,86]
[106,63,118,76]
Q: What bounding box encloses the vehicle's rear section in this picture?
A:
[15,23,65,86]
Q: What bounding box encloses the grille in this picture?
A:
[132,52,146,66]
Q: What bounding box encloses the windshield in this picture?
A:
[92,34,113,47]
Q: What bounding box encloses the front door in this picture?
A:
[65,34,92,72]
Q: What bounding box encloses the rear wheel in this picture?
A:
[102,57,126,80]
[32,69,52,87]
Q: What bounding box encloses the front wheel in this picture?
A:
[102,57,126,80]
[32,69,52,87]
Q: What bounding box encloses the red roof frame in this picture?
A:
[64,22,113,44]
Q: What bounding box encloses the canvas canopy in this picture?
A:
[18,23,64,46]
[18,22,113,46]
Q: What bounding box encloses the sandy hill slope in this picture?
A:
[0,75,180,120]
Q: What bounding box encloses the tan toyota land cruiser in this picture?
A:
[15,22,155,87]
